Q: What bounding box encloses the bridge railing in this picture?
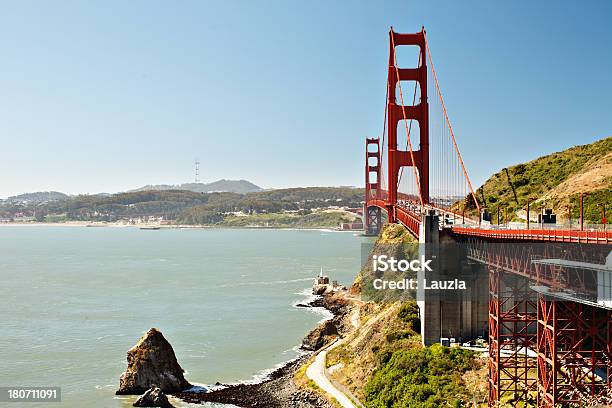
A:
[454,221,609,231]
[395,205,421,236]
[452,225,612,244]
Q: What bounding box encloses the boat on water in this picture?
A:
[139,225,161,230]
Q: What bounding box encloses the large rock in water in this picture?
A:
[116,328,192,395]
[133,387,174,408]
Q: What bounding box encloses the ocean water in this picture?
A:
[0,226,368,407]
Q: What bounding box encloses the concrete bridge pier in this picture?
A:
[418,210,488,346]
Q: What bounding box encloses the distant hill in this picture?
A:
[131,179,263,194]
[471,136,611,222]
[0,186,364,224]
[8,191,69,204]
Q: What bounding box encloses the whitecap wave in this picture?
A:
[183,383,209,393]
[231,348,309,387]
[292,288,333,323]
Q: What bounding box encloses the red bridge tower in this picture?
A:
[386,28,430,222]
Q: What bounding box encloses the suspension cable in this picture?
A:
[424,33,480,213]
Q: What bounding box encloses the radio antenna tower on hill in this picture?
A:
[194,159,200,183]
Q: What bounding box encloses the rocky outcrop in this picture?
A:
[116,328,192,395]
[312,284,329,295]
[133,387,174,407]
[176,354,336,408]
[301,319,338,351]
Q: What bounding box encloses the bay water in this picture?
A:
[0,226,367,407]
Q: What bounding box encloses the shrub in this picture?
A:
[364,344,476,407]
[398,301,420,333]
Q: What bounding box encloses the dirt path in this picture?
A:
[306,304,368,408]
[306,339,357,408]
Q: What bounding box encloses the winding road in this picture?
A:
[305,306,363,408]
[306,339,357,408]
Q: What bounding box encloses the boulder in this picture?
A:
[133,387,174,408]
[301,320,337,351]
[116,328,192,395]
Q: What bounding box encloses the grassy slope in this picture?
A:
[470,136,611,222]
[328,224,487,407]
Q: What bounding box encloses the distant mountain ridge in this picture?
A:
[7,191,69,204]
[131,179,263,194]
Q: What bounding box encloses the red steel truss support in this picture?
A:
[386,28,429,222]
[467,239,612,406]
[537,298,612,407]
[488,267,538,407]
[489,268,501,404]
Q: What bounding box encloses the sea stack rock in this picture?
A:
[133,387,174,408]
[116,328,192,395]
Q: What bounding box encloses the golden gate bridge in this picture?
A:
[363,27,612,407]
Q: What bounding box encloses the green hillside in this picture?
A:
[0,187,364,227]
[466,136,611,223]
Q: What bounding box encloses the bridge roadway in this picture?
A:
[366,199,612,245]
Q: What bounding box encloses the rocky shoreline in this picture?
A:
[174,290,352,408]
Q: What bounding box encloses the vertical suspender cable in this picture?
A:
[424,33,480,214]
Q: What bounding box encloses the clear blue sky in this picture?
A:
[0,1,610,197]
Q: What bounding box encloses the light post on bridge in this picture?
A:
[525,198,530,230]
[579,192,584,231]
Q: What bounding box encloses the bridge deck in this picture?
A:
[366,199,612,244]
[451,226,611,244]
